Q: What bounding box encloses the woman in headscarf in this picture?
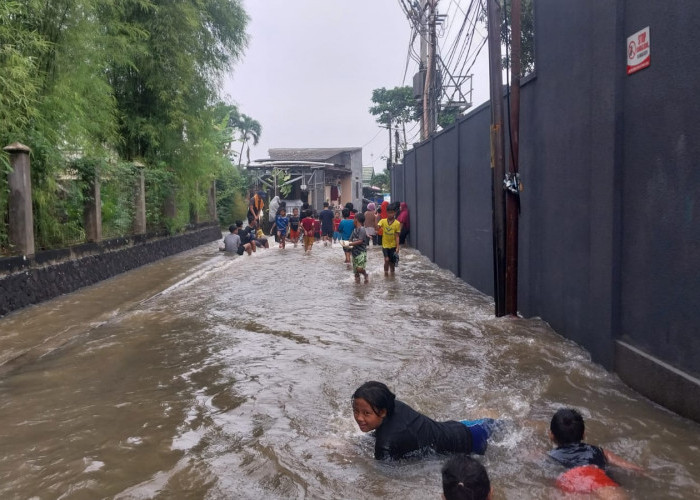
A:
[397,202,410,245]
[364,202,377,245]
[376,200,389,245]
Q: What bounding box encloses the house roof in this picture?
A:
[268,147,361,162]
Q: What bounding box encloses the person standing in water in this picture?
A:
[376,204,401,275]
[397,201,410,245]
[347,213,368,283]
[364,202,377,246]
[319,202,335,247]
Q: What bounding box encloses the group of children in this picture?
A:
[352,381,645,499]
[264,200,405,283]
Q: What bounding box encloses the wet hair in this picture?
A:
[356,213,365,224]
[228,224,236,233]
[352,381,396,417]
[235,220,243,228]
[442,455,491,500]
[345,202,354,210]
[550,408,585,445]
[278,207,286,214]
[342,208,350,218]
[323,201,329,207]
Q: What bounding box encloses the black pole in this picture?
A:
[506,0,521,316]
[487,0,507,317]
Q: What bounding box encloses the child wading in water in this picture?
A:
[300,210,315,253]
[337,208,354,264]
[547,408,644,496]
[275,207,289,249]
[351,381,502,460]
[376,205,401,275]
[288,207,300,247]
[347,213,368,283]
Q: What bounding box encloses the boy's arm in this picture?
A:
[603,449,644,473]
[394,225,400,252]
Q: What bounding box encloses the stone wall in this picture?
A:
[0,224,221,316]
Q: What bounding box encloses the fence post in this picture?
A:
[133,164,147,234]
[83,170,102,243]
[4,142,35,256]
[208,180,217,222]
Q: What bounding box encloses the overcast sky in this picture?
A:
[223,0,490,172]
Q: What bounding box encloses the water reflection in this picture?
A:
[0,240,697,499]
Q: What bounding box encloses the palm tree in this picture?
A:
[236,114,262,166]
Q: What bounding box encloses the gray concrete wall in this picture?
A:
[393,0,699,421]
[0,224,221,316]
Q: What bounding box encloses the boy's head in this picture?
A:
[323,201,329,208]
[293,207,299,215]
[387,207,396,221]
[342,208,350,219]
[334,210,341,218]
[355,213,365,226]
[228,224,236,233]
[235,220,243,229]
[247,212,255,223]
[279,207,286,216]
[550,408,585,445]
[441,455,491,500]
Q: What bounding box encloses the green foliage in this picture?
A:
[486,0,536,75]
[216,162,250,226]
[438,106,463,129]
[269,168,292,198]
[369,86,421,128]
[371,169,391,192]
[0,0,256,253]
[231,113,262,165]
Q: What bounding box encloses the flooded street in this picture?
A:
[0,238,698,499]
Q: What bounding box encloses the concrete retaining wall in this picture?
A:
[0,224,221,316]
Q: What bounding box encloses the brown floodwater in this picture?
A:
[0,237,698,499]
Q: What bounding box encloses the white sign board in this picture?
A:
[627,27,651,75]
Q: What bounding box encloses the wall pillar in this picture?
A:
[208,180,217,222]
[133,167,147,234]
[83,174,102,243]
[4,142,35,256]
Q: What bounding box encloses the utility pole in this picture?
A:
[388,116,393,168]
[505,0,522,316]
[419,0,429,141]
[486,0,507,317]
[428,0,438,135]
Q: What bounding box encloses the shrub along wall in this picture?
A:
[0,223,221,316]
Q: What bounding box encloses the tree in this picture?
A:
[369,86,421,164]
[481,0,536,75]
[371,170,391,192]
[234,113,262,166]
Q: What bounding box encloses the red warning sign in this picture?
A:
[627,27,651,75]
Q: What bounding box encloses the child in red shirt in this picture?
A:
[300,211,315,253]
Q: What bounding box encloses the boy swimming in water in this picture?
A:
[351,381,502,460]
[548,408,644,496]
